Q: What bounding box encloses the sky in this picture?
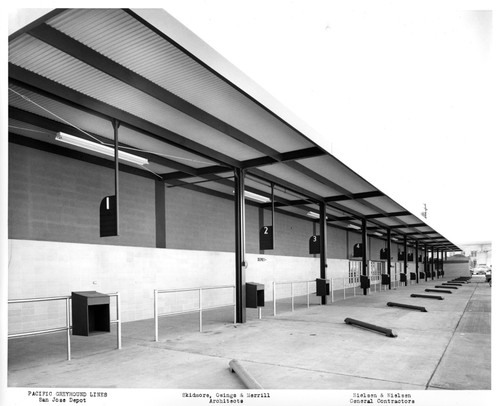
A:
[159,0,498,248]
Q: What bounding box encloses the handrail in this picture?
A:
[8,292,121,360]
[8,295,71,303]
[343,276,361,299]
[272,278,333,316]
[156,284,235,294]
[154,285,236,341]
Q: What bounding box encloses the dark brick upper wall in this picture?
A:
[9,142,156,247]
[9,141,385,259]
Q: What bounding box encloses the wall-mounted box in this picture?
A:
[316,278,330,296]
[71,291,110,336]
[410,272,416,281]
[382,274,391,285]
[360,275,370,289]
[246,282,264,308]
[419,272,426,279]
[400,273,407,283]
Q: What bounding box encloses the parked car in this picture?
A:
[471,265,490,275]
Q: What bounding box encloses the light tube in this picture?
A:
[348,224,361,230]
[244,191,270,203]
[55,132,149,166]
[307,211,320,219]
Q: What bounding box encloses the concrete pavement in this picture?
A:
[8,277,490,390]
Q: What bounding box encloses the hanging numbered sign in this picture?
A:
[309,235,321,254]
[380,248,388,260]
[100,195,117,237]
[259,226,274,250]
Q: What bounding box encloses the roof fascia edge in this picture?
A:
[8,8,65,40]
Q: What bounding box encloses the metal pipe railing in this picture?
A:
[8,292,121,361]
[154,285,235,341]
[272,278,333,316]
[343,276,361,299]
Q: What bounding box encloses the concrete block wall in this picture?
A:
[370,236,385,260]
[8,142,157,248]
[9,142,356,257]
[8,141,397,334]
[328,227,348,258]
[7,239,351,333]
[164,185,236,252]
[347,231,362,258]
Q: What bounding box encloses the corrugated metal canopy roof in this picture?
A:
[8,8,459,250]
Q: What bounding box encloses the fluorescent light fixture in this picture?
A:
[348,224,361,230]
[374,232,383,236]
[55,132,149,166]
[244,191,270,203]
[307,211,320,219]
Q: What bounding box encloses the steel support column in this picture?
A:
[424,244,428,281]
[234,168,246,323]
[415,243,419,283]
[112,119,120,236]
[436,249,440,277]
[362,219,368,295]
[271,183,275,237]
[431,247,435,280]
[403,235,408,286]
[319,201,328,305]
[439,249,443,276]
[387,229,392,290]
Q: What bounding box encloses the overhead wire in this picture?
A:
[8,86,218,167]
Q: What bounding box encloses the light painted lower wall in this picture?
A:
[7,239,350,334]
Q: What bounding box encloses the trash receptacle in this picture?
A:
[410,272,416,281]
[400,273,407,283]
[420,272,426,279]
[316,278,330,296]
[360,275,370,289]
[382,274,390,285]
[246,283,265,308]
[71,291,110,336]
